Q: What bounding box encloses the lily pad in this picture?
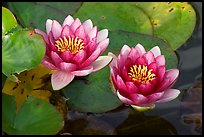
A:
[73,2,153,34]
[2,93,64,135]
[2,29,45,82]
[134,2,196,50]
[2,7,18,36]
[105,30,178,70]
[63,66,123,113]
[7,2,82,30]
[2,65,52,110]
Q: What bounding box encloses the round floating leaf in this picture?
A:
[63,66,122,113]
[2,29,46,82]
[2,93,64,135]
[73,2,153,34]
[105,30,178,70]
[7,2,82,30]
[2,7,18,36]
[134,2,196,50]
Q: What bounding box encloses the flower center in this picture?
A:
[55,36,84,54]
[128,65,156,83]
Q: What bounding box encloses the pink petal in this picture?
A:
[80,48,101,67]
[72,50,87,65]
[92,56,112,72]
[156,69,179,92]
[60,51,74,62]
[34,29,49,44]
[60,62,77,72]
[117,91,134,105]
[75,25,86,39]
[135,57,147,66]
[156,55,165,67]
[156,89,180,103]
[127,48,140,64]
[120,45,131,57]
[110,67,118,93]
[42,57,58,70]
[61,25,74,38]
[96,29,108,44]
[51,51,63,67]
[135,43,146,55]
[48,32,58,52]
[51,71,75,90]
[70,18,81,32]
[157,66,166,82]
[147,92,164,103]
[82,19,93,34]
[139,82,154,96]
[62,15,74,27]
[96,38,109,54]
[150,46,161,57]
[46,19,52,34]
[143,51,155,65]
[108,52,118,69]
[87,26,97,41]
[72,66,93,76]
[116,75,128,93]
[130,93,148,105]
[51,20,62,40]
[126,82,139,93]
[121,66,131,81]
[131,103,155,111]
[148,62,157,74]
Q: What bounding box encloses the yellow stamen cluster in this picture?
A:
[55,36,84,54]
[128,65,156,83]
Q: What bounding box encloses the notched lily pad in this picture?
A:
[2,29,46,82]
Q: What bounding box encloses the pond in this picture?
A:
[2,2,202,135]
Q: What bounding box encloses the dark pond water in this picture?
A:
[59,2,202,135]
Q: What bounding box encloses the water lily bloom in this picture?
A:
[109,44,180,111]
[35,15,112,90]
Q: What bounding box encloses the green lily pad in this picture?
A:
[73,2,153,34]
[2,93,64,135]
[63,66,122,113]
[7,2,82,30]
[2,7,18,36]
[134,2,196,50]
[105,30,178,70]
[2,29,46,82]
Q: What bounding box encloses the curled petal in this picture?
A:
[42,57,58,70]
[92,56,112,72]
[108,52,118,69]
[150,46,161,57]
[156,55,166,67]
[46,19,52,34]
[72,66,93,76]
[60,62,77,72]
[51,20,62,39]
[51,71,75,90]
[96,29,108,44]
[51,51,63,67]
[62,15,74,27]
[143,51,155,65]
[70,18,81,32]
[156,89,180,103]
[83,19,93,34]
[117,91,134,105]
[96,38,109,54]
[75,25,86,40]
[135,43,146,55]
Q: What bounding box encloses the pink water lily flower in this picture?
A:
[109,44,180,111]
[35,15,112,90]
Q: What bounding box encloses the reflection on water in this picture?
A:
[60,2,202,135]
